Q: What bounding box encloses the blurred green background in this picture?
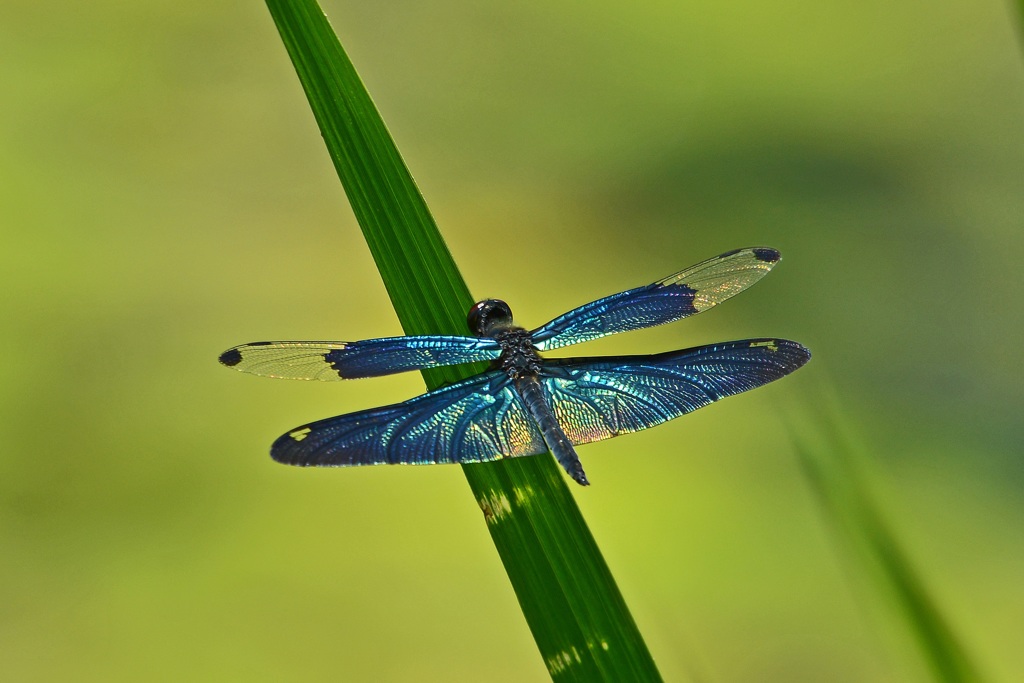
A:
[2,0,1023,680]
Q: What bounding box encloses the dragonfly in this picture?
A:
[220,247,810,486]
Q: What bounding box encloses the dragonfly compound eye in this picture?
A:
[467,299,513,335]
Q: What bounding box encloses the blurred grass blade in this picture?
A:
[1015,0,1024,53]
[791,398,984,683]
[263,1,662,679]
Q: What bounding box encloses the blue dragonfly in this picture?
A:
[220,247,810,485]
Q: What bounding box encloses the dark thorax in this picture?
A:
[466,298,543,379]
[494,328,541,380]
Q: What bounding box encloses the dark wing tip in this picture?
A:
[752,247,781,263]
[270,427,313,466]
[773,339,812,369]
[219,348,242,367]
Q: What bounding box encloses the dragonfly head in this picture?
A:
[468,299,514,336]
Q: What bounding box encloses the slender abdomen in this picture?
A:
[514,374,589,486]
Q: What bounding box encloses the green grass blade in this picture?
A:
[263,2,662,679]
[791,401,985,683]
[1015,0,1024,51]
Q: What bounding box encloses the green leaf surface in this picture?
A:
[263,1,662,679]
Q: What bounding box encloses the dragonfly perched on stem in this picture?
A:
[220,247,810,485]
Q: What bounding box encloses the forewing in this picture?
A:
[270,370,547,466]
[539,338,810,445]
[219,336,501,380]
[531,247,782,351]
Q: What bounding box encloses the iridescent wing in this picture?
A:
[270,370,547,466]
[219,336,501,380]
[539,338,810,445]
[530,247,782,351]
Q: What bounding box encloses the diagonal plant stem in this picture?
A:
[791,394,985,683]
[264,1,662,680]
